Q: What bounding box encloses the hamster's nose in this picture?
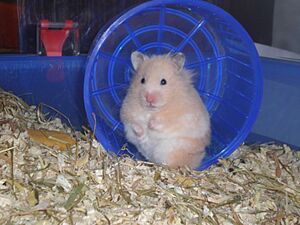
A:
[145,93,156,104]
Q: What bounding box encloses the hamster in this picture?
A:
[120,51,211,169]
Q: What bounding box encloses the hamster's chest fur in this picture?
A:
[121,86,210,165]
[126,106,196,163]
[125,107,170,160]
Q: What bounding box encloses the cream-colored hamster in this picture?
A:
[120,51,211,169]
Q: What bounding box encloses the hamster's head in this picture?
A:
[130,51,187,110]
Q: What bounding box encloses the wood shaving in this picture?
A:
[0,90,299,225]
[28,129,76,151]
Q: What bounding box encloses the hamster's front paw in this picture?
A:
[132,123,144,137]
[148,116,163,130]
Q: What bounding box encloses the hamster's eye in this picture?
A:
[160,79,167,85]
[141,78,145,84]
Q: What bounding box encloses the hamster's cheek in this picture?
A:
[138,96,146,107]
[139,89,148,103]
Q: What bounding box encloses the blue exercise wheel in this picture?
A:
[84,0,263,170]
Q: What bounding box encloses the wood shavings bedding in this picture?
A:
[0,90,299,225]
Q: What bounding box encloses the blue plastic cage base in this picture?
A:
[0,55,87,130]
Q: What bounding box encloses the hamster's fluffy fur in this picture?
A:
[120,52,211,169]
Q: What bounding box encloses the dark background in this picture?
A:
[0,0,298,54]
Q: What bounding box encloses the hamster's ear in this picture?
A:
[172,52,185,71]
[131,51,146,70]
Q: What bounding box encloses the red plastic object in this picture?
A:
[40,19,74,56]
